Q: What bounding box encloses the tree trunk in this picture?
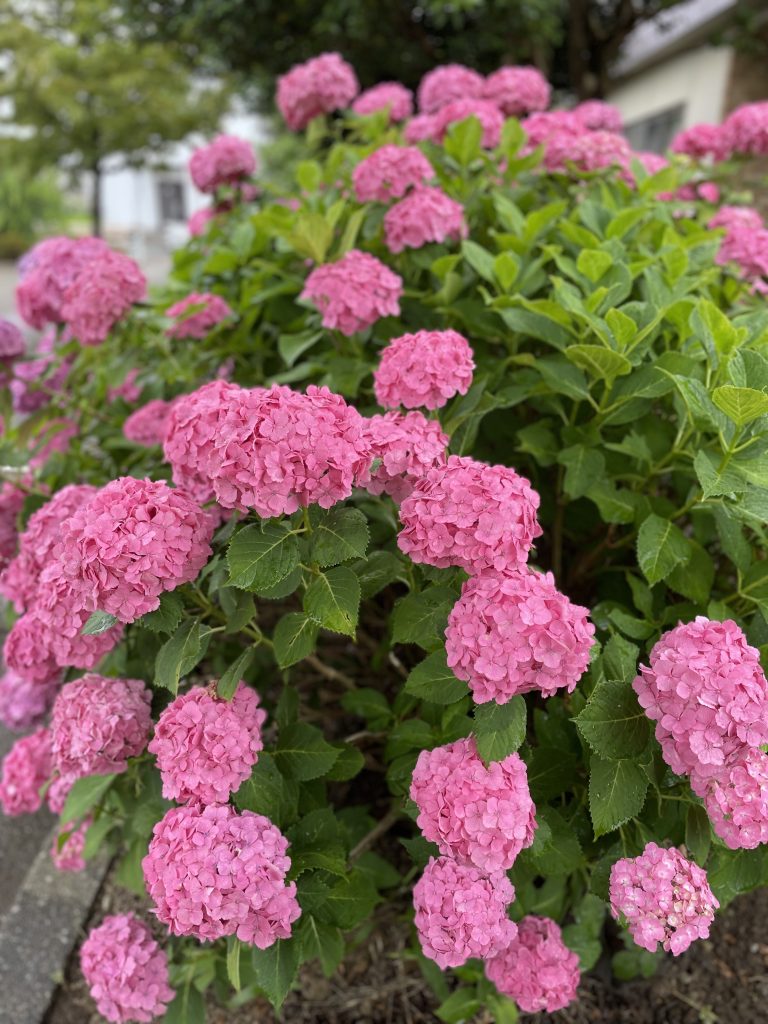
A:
[91,163,102,237]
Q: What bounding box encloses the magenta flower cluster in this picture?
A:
[485,915,581,1012]
[445,568,595,704]
[301,249,403,335]
[483,66,550,116]
[143,802,301,946]
[361,411,448,504]
[0,726,52,816]
[80,913,174,1024]
[60,249,147,346]
[352,82,413,122]
[189,134,256,193]
[123,398,178,447]
[374,329,474,410]
[16,236,111,329]
[149,682,266,805]
[0,668,58,732]
[277,52,359,131]
[352,144,434,203]
[609,843,718,955]
[383,185,468,253]
[165,291,234,339]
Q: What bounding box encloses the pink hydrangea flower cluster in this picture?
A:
[361,411,447,503]
[398,454,542,573]
[483,66,550,116]
[712,218,768,291]
[277,52,359,131]
[671,123,727,160]
[11,350,72,414]
[165,292,234,339]
[403,114,440,144]
[149,682,266,805]
[446,567,594,704]
[573,99,623,132]
[383,185,468,253]
[413,855,517,968]
[0,669,59,732]
[417,64,485,114]
[0,318,25,361]
[411,737,536,872]
[0,482,26,570]
[51,674,152,783]
[690,749,768,851]
[521,110,585,149]
[633,617,768,779]
[52,819,89,872]
[0,483,97,612]
[189,134,256,193]
[123,398,178,447]
[108,368,141,404]
[609,843,718,955]
[434,99,504,148]
[352,82,413,122]
[0,727,52,816]
[352,145,434,203]
[60,250,147,346]
[16,236,111,329]
[722,101,768,157]
[485,915,580,1012]
[3,611,62,683]
[58,477,214,622]
[80,913,174,1024]
[143,802,301,946]
[188,206,217,236]
[709,205,764,232]
[373,329,474,410]
[545,129,633,176]
[300,249,403,335]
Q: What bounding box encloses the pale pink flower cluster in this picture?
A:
[485,915,580,1012]
[573,100,623,132]
[0,318,25,360]
[143,803,301,946]
[374,329,474,410]
[277,52,359,131]
[483,66,550,116]
[383,186,468,254]
[722,101,768,157]
[671,123,727,160]
[0,482,25,570]
[16,236,111,329]
[0,483,97,612]
[123,398,178,447]
[434,99,504,148]
[0,727,52,816]
[352,145,434,203]
[352,82,413,122]
[609,843,718,955]
[417,64,484,113]
[165,292,234,339]
[690,749,768,850]
[149,682,266,805]
[413,855,517,969]
[189,134,256,193]
[60,250,147,346]
[411,737,536,873]
[301,249,403,335]
[398,454,542,573]
[163,380,241,503]
[52,819,89,872]
[0,669,58,732]
[361,411,447,503]
[80,913,174,1024]
[446,568,594,704]
[51,674,152,783]
[58,476,214,622]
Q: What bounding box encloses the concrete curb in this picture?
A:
[0,827,108,1024]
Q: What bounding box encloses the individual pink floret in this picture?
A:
[165,292,233,339]
[58,477,214,623]
[61,250,146,346]
[398,454,541,573]
[81,913,174,1024]
[352,144,434,203]
[0,669,59,732]
[691,749,768,850]
[417,64,485,114]
[374,328,474,410]
[413,855,516,969]
[360,411,448,503]
[277,52,359,131]
[143,803,301,946]
[123,398,178,448]
[446,567,594,704]
[51,674,152,784]
[411,737,536,872]
[189,134,256,193]
[16,236,111,329]
[383,186,468,254]
[352,82,413,122]
[609,843,718,955]
[0,727,52,816]
[434,99,504,149]
[149,682,266,805]
[573,99,623,132]
[486,915,580,1013]
[301,249,403,335]
[483,66,550,116]
[722,101,768,157]
[633,617,768,779]
[671,123,728,161]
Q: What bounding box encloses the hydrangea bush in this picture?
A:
[3,53,768,1022]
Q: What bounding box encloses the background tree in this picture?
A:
[0,0,230,235]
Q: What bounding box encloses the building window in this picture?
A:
[623,104,685,153]
[157,179,186,222]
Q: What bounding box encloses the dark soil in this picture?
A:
[44,866,768,1024]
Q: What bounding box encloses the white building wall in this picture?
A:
[608,45,733,131]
